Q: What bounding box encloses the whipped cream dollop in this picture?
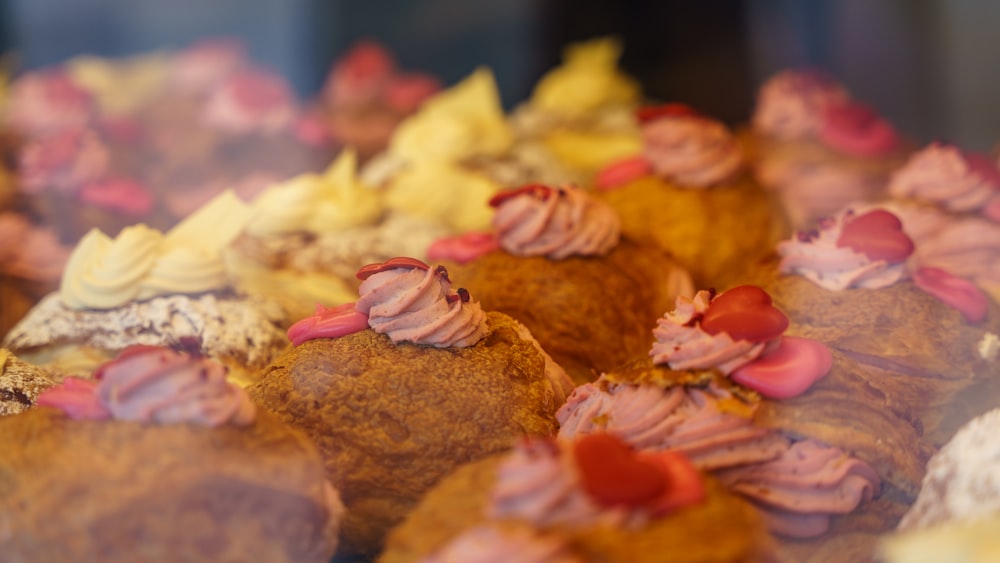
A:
[889,143,1000,215]
[60,191,252,310]
[19,127,109,193]
[641,110,743,187]
[557,381,789,471]
[717,439,881,538]
[384,159,499,233]
[247,149,383,237]
[202,67,297,135]
[530,37,639,120]
[421,526,582,563]
[6,70,95,136]
[490,184,620,259]
[753,69,849,140]
[778,208,913,290]
[389,67,513,163]
[36,345,256,427]
[355,258,488,348]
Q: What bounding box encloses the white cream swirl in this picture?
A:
[642,115,744,187]
[61,226,164,309]
[492,185,620,259]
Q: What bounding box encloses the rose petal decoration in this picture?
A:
[287,302,370,346]
[835,209,914,262]
[488,184,555,208]
[912,266,990,324]
[35,377,111,420]
[636,103,699,124]
[426,232,499,264]
[731,336,833,399]
[819,102,899,157]
[595,155,653,191]
[701,285,789,343]
[574,433,666,507]
[356,257,431,280]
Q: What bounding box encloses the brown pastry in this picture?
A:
[0,348,54,416]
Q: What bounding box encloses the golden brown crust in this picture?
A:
[443,238,687,384]
[249,311,561,559]
[0,408,339,562]
[380,454,776,563]
[597,173,788,288]
[0,349,54,416]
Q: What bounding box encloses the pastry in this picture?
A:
[0,210,70,339]
[430,183,694,384]
[249,257,572,559]
[0,345,343,562]
[0,348,54,416]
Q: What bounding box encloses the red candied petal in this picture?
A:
[963,151,1000,189]
[595,155,652,191]
[640,449,706,515]
[820,102,899,156]
[912,266,989,324]
[635,103,699,124]
[835,209,914,262]
[488,184,554,208]
[731,336,832,399]
[384,73,441,114]
[340,40,396,82]
[35,377,112,420]
[426,231,499,264]
[574,433,666,507]
[287,302,369,346]
[356,257,431,280]
[701,285,789,343]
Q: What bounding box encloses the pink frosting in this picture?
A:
[288,302,371,346]
[426,232,500,264]
[595,155,653,191]
[6,70,94,136]
[889,143,1000,214]
[913,217,1000,302]
[641,115,743,187]
[37,346,256,427]
[819,102,899,157]
[355,264,488,348]
[0,212,70,281]
[19,127,110,194]
[650,291,769,375]
[202,67,297,135]
[420,526,582,563]
[490,185,620,259]
[731,336,832,399]
[557,381,789,471]
[168,37,248,94]
[79,176,155,216]
[778,209,911,290]
[717,439,880,538]
[752,70,850,141]
[912,267,989,324]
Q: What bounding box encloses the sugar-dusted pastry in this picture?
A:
[250,257,572,559]
[596,103,787,288]
[746,69,910,228]
[380,433,775,563]
[509,37,643,181]
[430,183,694,384]
[2,192,287,384]
[0,346,343,562]
[0,348,54,416]
[226,149,447,323]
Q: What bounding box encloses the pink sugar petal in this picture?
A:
[36,378,111,420]
[596,155,652,190]
[913,266,989,324]
[731,336,832,399]
[426,232,499,264]
[288,302,369,346]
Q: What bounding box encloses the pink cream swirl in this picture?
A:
[641,114,744,187]
[650,291,769,374]
[490,184,620,259]
[778,209,912,290]
[18,127,110,194]
[557,381,789,471]
[914,217,1000,302]
[420,526,582,563]
[355,261,488,348]
[36,345,256,427]
[201,67,297,135]
[752,70,850,141]
[6,70,95,137]
[716,439,881,538]
[889,143,1000,215]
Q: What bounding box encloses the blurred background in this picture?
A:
[2,0,998,149]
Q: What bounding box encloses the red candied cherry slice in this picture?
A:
[595,155,652,191]
[963,151,1000,189]
[356,257,431,280]
[731,336,833,399]
[488,184,554,208]
[835,209,914,262]
[701,285,789,343]
[640,449,705,515]
[574,433,666,507]
[635,103,698,124]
